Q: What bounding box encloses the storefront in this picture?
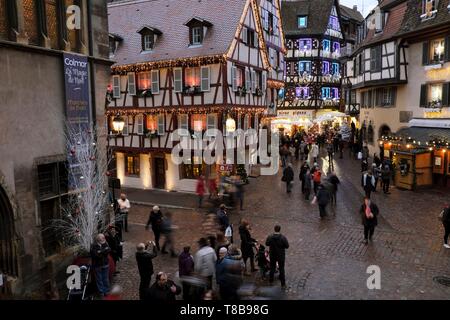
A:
[273,110,315,135]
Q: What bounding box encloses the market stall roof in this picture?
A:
[314,111,347,122]
[396,124,450,143]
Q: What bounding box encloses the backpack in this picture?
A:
[313,171,321,183]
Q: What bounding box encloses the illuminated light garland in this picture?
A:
[112,54,227,75]
[267,79,285,89]
[106,105,267,116]
[379,135,450,152]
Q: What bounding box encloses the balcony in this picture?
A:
[345,103,361,116]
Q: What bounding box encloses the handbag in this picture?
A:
[225,226,232,237]
[357,151,363,160]
[281,175,286,182]
[311,196,317,205]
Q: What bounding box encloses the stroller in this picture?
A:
[256,244,274,280]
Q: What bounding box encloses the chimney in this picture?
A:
[353,5,358,11]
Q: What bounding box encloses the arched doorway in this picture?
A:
[378,125,392,161]
[0,185,18,278]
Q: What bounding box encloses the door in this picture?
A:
[154,158,166,189]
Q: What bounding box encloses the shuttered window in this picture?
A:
[245,68,251,92]
[113,75,121,98]
[178,114,189,136]
[137,114,144,134]
[157,115,165,135]
[262,72,267,92]
[232,66,238,92]
[201,66,210,92]
[173,68,183,92]
[128,73,136,96]
[251,70,257,93]
[151,70,160,94]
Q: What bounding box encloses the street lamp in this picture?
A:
[226,115,236,133]
[112,114,125,134]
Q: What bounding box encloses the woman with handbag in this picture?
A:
[238,219,258,275]
[360,197,379,245]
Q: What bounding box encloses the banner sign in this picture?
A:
[63,52,90,127]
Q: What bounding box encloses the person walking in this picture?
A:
[282,163,294,194]
[381,164,391,194]
[360,197,379,245]
[196,176,206,208]
[339,136,345,159]
[145,206,163,251]
[90,234,111,298]
[265,225,289,288]
[361,170,376,199]
[217,204,232,240]
[299,162,309,194]
[234,177,245,211]
[215,247,240,300]
[327,142,334,164]
[135,241,157,300]
[179,246,195,300]
[312,168,322,195]
[309,142,319,166]
[143,272,181,301]
[105,226,122,272]
[160,212,176,257]
[327,171,340,206]
[372,164,381,192]
[303,168,313,201]
[314,184,331,219]
[117,193,131,233]
[194,238,217,290]
[238,219,257,275]
[440,205,450,249]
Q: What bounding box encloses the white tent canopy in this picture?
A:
[314,111,347,123]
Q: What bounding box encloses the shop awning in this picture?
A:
[396,127,450,144]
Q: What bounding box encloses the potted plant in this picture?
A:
[237,86,247,96]
[137,89,153,98]
[145,129,158,139]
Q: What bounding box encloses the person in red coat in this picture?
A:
[196,176,206,208]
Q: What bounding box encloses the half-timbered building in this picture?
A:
[106,0,271,192]
[278,0,361,126]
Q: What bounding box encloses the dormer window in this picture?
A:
[421,0,438,20]
[109,33,123,57]
[137,26,162,52]
[185,17,213,47]
[298,16,308,28]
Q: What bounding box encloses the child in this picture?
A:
[256,243,270,280]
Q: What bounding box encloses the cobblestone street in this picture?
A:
[114,152,450,300]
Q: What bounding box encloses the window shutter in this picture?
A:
[242,27,248,44]
[237,114,242,129]
[245,68,251,92]
[127,73,136,95]
[391,88,397,106]
[254,114,259,131]
[244,115,249,131]
[254,31,258,48]
[173,68,183,92]
[232,66,238,92]
[445,36,450,62]
[151,70,160,94]
[122,116,129,135]
[422,41,429,65]
[201,66,210,92]
[179,114,189,135]
[442,82,450,107]
[420,84,428,108]
[157,114,165,135]
[252,70,257,93]
[262,72,267,92]
[113,75,121,98]
[137,115,144,134]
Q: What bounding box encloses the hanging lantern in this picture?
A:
[112,114,125,133]
[226,116,236,133]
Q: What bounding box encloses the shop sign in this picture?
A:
[277,110,314,119]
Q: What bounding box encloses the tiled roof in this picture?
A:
[398,0,450,36]
[355,0,408,50]
[281,0,335,36]
[339,4,364,22]
[107,0,247,66]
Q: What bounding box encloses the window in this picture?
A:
[146,115,157,132]
[358,53,364,75]
[299,39,312,51]
[126,155,140,176]
[191,26,202,45]
[331,88,340,99]
[136,114,144,134]
[243,114,250,131]
[251,69,257,93]
[138,72,151,90]
[173,68,183,92]
[207,114,217,131]
[298,16,307,28]
[329,16,340,31]
[298,61,311,74]
[178,114,189,136]
[151,70,160,94]
[430,38,445,63]
[332,63,340,75]
[185,67,201,87]
[247,28,257,48]
[191,114,207,131]
[422,0,437,17]
[122,116,129,135]
[201,66,210,92]
[430,83,443,105]
[322,87,331,99]
[332,42,340,54]
[268,13,274,34]
[370,46,382,71]
[232,66,244,91]
[112,75,121,98]
[295,87,310,98]
[143,34,153,51]
[157,115,165,135]
[322,61,330,75]
[180,161,208,179]
[128,73,136,95]
[245,68,251,92]
[322,39,331,52]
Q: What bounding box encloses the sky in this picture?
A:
[339,0,379,17]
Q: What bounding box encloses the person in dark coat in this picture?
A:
[135,241,157,300]
[161,212,176,257]
[238,219,257,275]
[144,272,181,301]
[217,204,232,243]
[361,170,376,199]
[282,163,294,193]
[105,227,122,269]
[145,205,163,251]
[315,184,331,219]
[303,169,313,200]
[360,197,379,245]
[90,234,111,297]
[441,205,450,249]
[327,172,340,205]
[381,165,391,194]
[265,225,289,288]
[178,246,195,300]
[299,162,309,194]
